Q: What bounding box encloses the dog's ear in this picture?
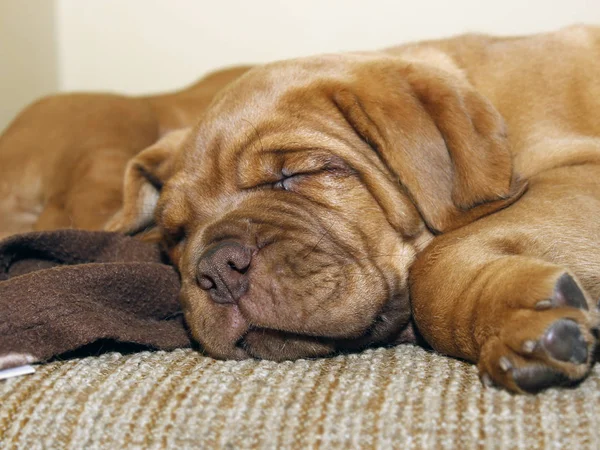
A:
[333,60,526,233]
[104,128,189,239]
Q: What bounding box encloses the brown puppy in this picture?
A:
[101,25,600,393]
[0,66,250,238]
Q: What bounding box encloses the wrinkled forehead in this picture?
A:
[179,56,359,176]
[206,59,336,119]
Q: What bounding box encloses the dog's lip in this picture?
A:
[233,328,256,356]
[235,274,382,340]
[198,302,253,360]
[234,326,335,360]
[232,305,410,360]
[216,283,411,359]
[193,232,410,358]
[235,294,391,341]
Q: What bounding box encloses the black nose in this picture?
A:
[196,241,252,304]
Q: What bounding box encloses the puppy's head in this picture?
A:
[109,54,525,360]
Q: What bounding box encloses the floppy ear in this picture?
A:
[333,61,526,233]
[104,128,189,238]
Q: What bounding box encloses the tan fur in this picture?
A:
[0,66,250,235]
[9,25,600,393]
[129,25,598,393]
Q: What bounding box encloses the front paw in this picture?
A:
[478,273,599,393]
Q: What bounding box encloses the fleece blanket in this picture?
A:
[0,230,191,370]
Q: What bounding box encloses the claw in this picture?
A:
[481,373,494,388]
[499,356,513,372]
[522,340,537,353]
[513,366,569,393]
[535,300,553,310]
[552,273,588,310]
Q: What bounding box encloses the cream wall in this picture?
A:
[0,0,59,132]
[1,0,599,131]
[56,0,600,94]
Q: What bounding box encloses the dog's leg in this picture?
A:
[410,244,600,393]
[0,194,39,239]
[34,197,73,230]
[34,148,131,231]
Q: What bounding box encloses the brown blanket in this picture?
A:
[0,230,192,370]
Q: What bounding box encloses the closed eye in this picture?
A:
[272,172,304,191]
[240,156,355,192]
[245,171,318,192]
[272,165,352,191]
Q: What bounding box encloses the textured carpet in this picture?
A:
[1,345,599,449]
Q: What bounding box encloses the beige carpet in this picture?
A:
[1,345,599,449]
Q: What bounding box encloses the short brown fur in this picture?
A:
[110,25,600,393]
[8,26,600,393]
[0,66,250,238]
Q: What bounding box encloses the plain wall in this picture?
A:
[0,0,59,132]
[55,0,600,94]
[1,0,599,131]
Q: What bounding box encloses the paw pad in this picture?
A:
[542,319,587,364]
[513,366,569,393]
[535,273,588,310]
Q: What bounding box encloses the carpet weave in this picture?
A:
[1,346,599,449]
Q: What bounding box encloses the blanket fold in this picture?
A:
[0,230,192,370]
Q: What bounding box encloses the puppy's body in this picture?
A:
[389,26,600,391]
[0,66,250,237]
[105,25,600,393]
[6,26,600,393]
[389,26,600,179]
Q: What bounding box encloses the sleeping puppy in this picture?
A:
[0,66,250,238]
[110,25,598,393]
